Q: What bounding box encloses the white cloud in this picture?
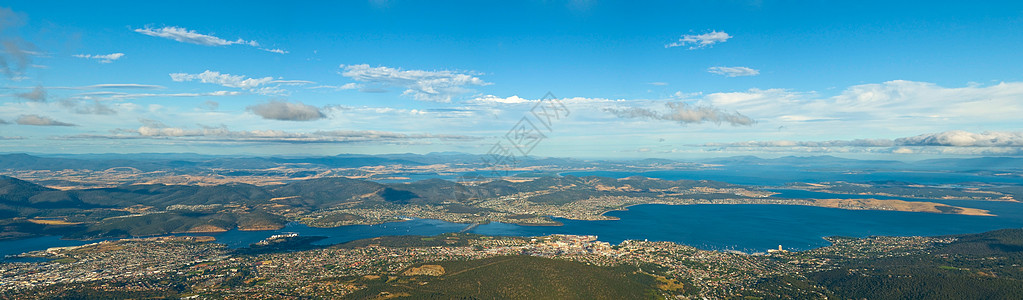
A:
[170,70,301,95]
[605,102,755,126]
[134,26,258,46]
[306,83,360,90]
[271,80,315,85]
[469,95,623,108]
[665,30,732,49]
[340,64,491,102]
[707,66,759,77]
[170,70,272,89]
[700,81,1023,126]
[72,53,124,63]
[648,82,669,86]
[472,95,536,104]
[261,48,288,54]
[134,26,286,54]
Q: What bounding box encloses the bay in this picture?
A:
[5,199,1020,260]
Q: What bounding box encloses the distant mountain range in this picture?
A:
[4,152,1023,172]
[0,171,751,241]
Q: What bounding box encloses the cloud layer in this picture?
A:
[170,70,290,94]
[896,130,1023,147]
[695,80,1023,130]
[70,122,480,144]
[701,130,1023,156]
[340,64,490,102]
[605,102,754,126]
[73,90,241,101]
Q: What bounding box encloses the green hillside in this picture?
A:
[347,256,662,299]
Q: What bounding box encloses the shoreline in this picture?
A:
[0,199,992,244]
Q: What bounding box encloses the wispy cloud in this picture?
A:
[200,100,219,111]
[73,90,241,100]
[79,84,163,89]
[246,100,326,121]
[45,83,165,90]
[271,80,316,85]
[15,85,46,101]
[0,7,38,80]
[67,122,479,144]
[135,26,257,46]
[134,26,286,54]
[708,66,759,77]
[340,64,491,102]
[72,53,124,63]
[170,70,271,89]
[665,30,732,49]
[59,99,117,115]
[262,48,288,54]
[170,70,305,95]
[605,102,754,126]
[16,114,76,126]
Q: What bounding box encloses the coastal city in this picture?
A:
[0,230,972,299]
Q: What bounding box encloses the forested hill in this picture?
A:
[0,174,742,240]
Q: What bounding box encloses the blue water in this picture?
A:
[542,203,1022,252]
[0,236,98,262]
[4,189,1022,258]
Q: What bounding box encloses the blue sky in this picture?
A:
[2,1,1023,158]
